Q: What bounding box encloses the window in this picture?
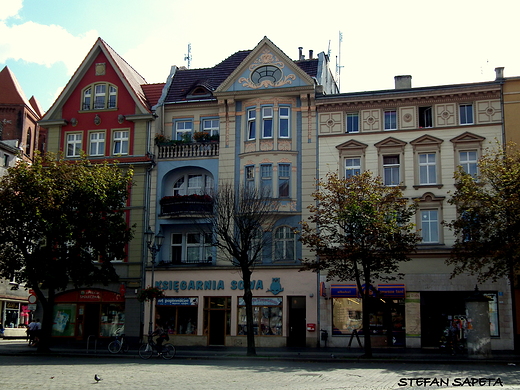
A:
[273,226,295,262]
[66,133,82,157]
[345,157,361,178]
[419,106,433,128]
[346,113,359,133]
[202,119,219,136]
[171,232,213,264]
[383,155,400,186]
[460,104,474,125]
[260,164,272,196]
[459,150,478,177]
[238,297,282,336]
[279,107,290,138]
[172,173,213,196]
[332,298,362,334]
[278,163,290,198]
[156,303,198,335]
[247,109,256,140]
[113,131,129,155]
[82,83,117,110]
[175,120,193,141]
[384,110,397,130]
[262,107,273,138]
[89,132,105,156]
[245,165,255,189]
[418,153,436,184]
[421,210,439,243]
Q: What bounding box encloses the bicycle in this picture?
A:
[138,333,175,360]
[108,328,129,354]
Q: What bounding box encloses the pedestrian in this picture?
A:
[151,322,169,355]
[28,318,41,346]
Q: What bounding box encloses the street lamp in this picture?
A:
[145,227,164,334]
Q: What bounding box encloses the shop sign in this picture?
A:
[377,284,405,298]
[157,297,198,306]
[330,284,357,297]
[156,279,266,293]
[6,302,19,309]
[238,297,282,306]
[79,289,102,301]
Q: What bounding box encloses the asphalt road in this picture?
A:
[0,355,519,390]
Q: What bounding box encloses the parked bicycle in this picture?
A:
[138,332,176,359]
[108,328,129,354]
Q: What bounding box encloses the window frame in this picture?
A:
[346,112,360,133]
[260,163,273,196]
[382,155,400,186]
[66,132,82,158]
[278,163,290,198]
[273,226,296,262]
[174,120,193,141]
[418,152,437,185]
[384,109,397,130]
[170,232,213,265]
[262,106,274,139]
[81,83,118,111]
[278,106,290,138]
[420,209,440,244]
[247,109,256,140]
[202,118,220,137]
[345,157,361,178]
[459,150,478,177]
[459,103,474,125]
[89,131,105,157]
[112,130,129,155]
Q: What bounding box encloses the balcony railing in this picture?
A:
[157,142,219,159]
[160,195,213,216]
[157,258,213,266]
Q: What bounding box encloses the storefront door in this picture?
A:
[287,296,306,347]
[204,297,230,346]
[83,303,100,340]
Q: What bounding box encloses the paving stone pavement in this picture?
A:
[0,354,519,390]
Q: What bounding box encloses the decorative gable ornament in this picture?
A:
[239,49,296,89]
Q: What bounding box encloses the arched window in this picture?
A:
[82,83,117,110]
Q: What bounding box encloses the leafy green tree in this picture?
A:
[299,171,420,357]
[446,142,520,282]
[0,154,134,351]
[206,183,278,356]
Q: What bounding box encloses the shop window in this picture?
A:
[332,298,362,335]
[156,304,198,335]
[52,304,77,337]
[237,297,282,336]
[100,303,125,337]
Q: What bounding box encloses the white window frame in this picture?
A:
[89,131,105,156]
[459,150,478,177]
[66,133,82,157]
[279,107,290,138]
[171,232,213,264]
[202,118,219,136]
[459,103,474,125]
[262,107,273,139]
[345,157,361,178]
[113,130,129,155]
[247,109,256,140]
[172,173,214,196]
[273,226,295,262]
[383,155,400,186]
[175,120,193,141]
[418,153,437,185]
[420,209,439,243]
[384,110,397,130]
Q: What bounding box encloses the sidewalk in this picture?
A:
[0,338,518,364]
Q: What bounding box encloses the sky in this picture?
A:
[2,0,520,113]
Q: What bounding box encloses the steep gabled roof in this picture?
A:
[142,83,166,109]
[42,38,152,120]
[0,66,33,108]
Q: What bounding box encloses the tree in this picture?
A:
[299,171,420,357]
[0,154,134,351]
[205,182,278,356]
[446,142,520,282]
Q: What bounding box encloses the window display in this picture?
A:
[157,304,198,335]
[100,303,125,337]
[238,297,282,336]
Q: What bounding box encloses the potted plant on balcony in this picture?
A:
[193,131,211,142]
[137,286,165,302]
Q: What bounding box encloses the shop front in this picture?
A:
[52,288,126,340]
[1,300,31,338]
[148,268,318,348]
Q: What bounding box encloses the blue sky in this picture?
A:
[2,0,520,112]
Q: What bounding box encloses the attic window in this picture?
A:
[188,87,211,98]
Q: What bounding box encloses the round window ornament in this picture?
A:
[251,65,282,85]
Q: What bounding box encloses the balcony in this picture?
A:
[159,194,213,217]
[157,142,219,159]
[157,258,213,267]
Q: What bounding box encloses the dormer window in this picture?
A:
[82,83,117,110]
[187,86,211,99]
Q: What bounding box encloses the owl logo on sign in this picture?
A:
[267,278,284,295]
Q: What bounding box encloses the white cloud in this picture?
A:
[0,0,23,21]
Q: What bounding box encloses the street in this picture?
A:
[0,355,519,390]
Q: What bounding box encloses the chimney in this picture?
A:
[395,75,412,89]
[298,47,303,61]
[495,67,504,80]
[309,50,313,59]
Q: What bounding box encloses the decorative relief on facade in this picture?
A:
[94,114,101,126]
[400,106,415,129]
[95,63,106,76]
[278,140,291,151]
[477,100,501,123]
[238,49,296,89]
[244,141,256,153]
[260,140,274,151]
[318,112,342,134]
[435,103,455,127]
[362,110,380,131]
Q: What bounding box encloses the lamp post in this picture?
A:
[145,227,164,335]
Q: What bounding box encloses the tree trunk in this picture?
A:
[37,287,55,353]
[242,267,256,356]
[361,292,372,358]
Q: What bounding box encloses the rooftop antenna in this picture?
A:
[184,43,192,69]
[327,39,331,58]
[336,31,343,91]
